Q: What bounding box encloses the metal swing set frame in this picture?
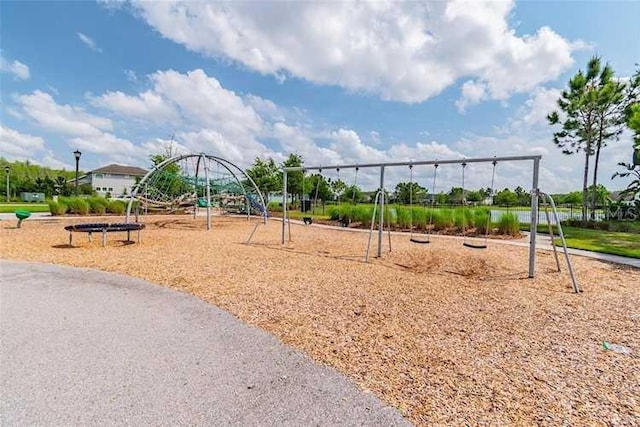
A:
[281,154,580,292]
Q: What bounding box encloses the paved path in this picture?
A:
[0,260,409,426]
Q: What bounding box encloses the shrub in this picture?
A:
[432,208,454,230]
[267,201,282,212]
[107,200,126,215]
[453,209,472,231]
[66,197,90,215]
[87,197,108,214]
[474,210,491,235]
[48,200,67,216]
[350,205,373,226]
[497,213,520,236]
[411,207,428,230]
[395,206,412,229]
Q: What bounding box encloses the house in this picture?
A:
[77,164,147,197]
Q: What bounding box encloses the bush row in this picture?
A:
[327,205,521,236]
[48,197,127,216]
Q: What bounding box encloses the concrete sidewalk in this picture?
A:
[0,260,409,426]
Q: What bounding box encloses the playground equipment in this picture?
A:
[14,209,31,228]
[461,160,498,249]
[64,222,145,247]
[125,153,267,238]
[408,163,438,244]
[282,154,578,289]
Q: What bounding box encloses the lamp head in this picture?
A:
[74,150,82,161]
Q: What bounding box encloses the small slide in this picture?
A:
[247,194,267,217]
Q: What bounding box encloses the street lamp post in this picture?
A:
[74,150,82,196]
[4,165,9,203]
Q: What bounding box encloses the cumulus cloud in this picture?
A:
[16,90,113,136]
[128,0,582,105]
[0,54,30,80]
[90,90,180,122]
[0,125,45,158]
[77,32,102,52]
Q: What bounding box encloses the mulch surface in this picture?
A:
[2,215,639,425]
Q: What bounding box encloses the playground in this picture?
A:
[1,215,638,425]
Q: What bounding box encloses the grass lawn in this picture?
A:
[0,203,50,213]
[524,223,640,259]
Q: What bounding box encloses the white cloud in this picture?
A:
[40,151,74,170]
[0,54,30,80]
[129,0,582,104]
[125,69,137,82]
[456,80,488,112]
[90,90,179,122]
[519,87,561,126]
[16,90,113,136]
[0,126,45,158]
[77,32,102,52]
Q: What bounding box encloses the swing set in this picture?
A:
[281,154,580,292]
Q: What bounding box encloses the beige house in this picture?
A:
[78,164,147,197]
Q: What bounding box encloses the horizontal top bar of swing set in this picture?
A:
[281,155,542,172]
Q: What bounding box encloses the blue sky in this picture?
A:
[1,0,638,192]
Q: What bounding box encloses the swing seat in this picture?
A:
[410,238,430,244]
[463,242,487,249]
[303,217,313,225]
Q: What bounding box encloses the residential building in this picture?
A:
[77,164,147,197]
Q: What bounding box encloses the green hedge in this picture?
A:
[48,196,125,215]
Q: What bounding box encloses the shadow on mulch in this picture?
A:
[52,240,136,249]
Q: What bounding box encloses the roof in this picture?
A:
[91,164,147,176]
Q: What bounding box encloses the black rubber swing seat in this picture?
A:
[410,238,430,244]
[463,242,487,249]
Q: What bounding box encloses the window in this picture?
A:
[94,173,103,179]
[123,175,130,179]
[108,187,113,191]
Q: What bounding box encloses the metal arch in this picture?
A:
[203,154,268,223]
[126,154,195,222]
[126,153,268,225]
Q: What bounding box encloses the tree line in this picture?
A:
[0,158,91,200]
[245,155,616,207]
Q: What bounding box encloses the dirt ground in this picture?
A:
[1,215,639,425]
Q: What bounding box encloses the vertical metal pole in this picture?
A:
[74,158,79,196]
[5,169,9,203]
[281,171,287,244]
[365,191,380,262]
[528,158,540,278]
[377,166,385,258]
[204,155,211,231]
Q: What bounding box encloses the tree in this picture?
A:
[150,153,180,175]
[548,57,627,220]
[586,184,610,206]
[329,178,347,201]
[514,186,531,206]
[612,91,640,202]
[448,187,464,204]
[304,173,332,202]
[563,191,584,205]
[493,188,518,206]
[282,154,304,202]
[246,157,281,203]
[394,181,427,205]
[343,184,364,203]
[465,190,483,203]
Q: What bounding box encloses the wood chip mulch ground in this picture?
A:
[1,215,639,425]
